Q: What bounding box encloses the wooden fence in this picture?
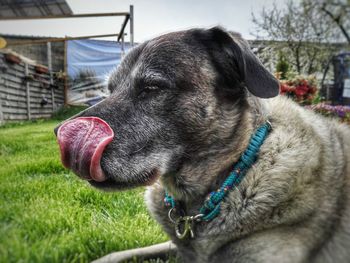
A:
[0,51,65,124]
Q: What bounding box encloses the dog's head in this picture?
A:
[55,27,279,192]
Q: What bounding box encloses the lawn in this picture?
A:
[0,110,168,263]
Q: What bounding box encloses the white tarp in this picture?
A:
[67,39,132,105]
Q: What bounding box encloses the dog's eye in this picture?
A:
[144,86,159,92]
[138,85,162,98]
[136,77,170,99]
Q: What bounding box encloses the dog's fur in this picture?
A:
[58,27,350,262]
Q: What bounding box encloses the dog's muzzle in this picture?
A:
[55,117,114,182]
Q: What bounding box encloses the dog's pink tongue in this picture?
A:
[57,117,114,182]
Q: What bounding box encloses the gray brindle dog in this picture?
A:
[55,27,350,263]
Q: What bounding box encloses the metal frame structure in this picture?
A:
[0,5,135,104]
[0,5,134,45]
[6,33,121,46]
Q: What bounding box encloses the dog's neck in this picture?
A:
[161,96,267,203]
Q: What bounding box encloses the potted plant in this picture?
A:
[35,65,49,74]
[5,53,21,64]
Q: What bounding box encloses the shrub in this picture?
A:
[280,75,318,105]
[51,105,88,121]
[306,103,350,125]
[275,51,290,80]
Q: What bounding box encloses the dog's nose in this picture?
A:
[54,124,60,137]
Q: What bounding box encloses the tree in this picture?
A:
[304,0,350,44]
[252,0,345,75]
[275,51,290,79]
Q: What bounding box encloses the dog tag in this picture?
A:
[175,216,195,239]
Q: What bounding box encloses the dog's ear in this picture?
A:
[206,27,279,98]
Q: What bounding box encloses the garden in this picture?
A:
[1,0,349,262]
[278,73,350,124]
[275,50,350,125]
[1,73,349,263]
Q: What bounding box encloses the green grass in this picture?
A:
[0,112,168,263]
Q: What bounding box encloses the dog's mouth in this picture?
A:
[89,168,161,190]
[57,117,114,182]
[56,117,162,188]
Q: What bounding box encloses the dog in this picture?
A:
[55,27,350,263]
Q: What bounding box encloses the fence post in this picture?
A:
[24,63,31,120]
[129,5,134,46]
[0,98,3,125]
[64,38,68,105]
[47,42,55,112]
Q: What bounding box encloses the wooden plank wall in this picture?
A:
[0,52,65,124]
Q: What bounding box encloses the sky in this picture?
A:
[0,0,291,42]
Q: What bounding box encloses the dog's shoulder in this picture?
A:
[264,96,350,171]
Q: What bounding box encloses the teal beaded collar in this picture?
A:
[164,122,271,239]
